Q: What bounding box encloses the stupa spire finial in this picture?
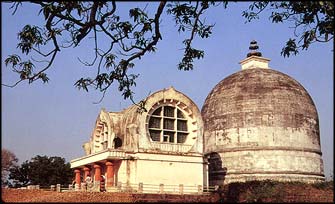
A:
[239,40,270,70]
[247,40,262,57]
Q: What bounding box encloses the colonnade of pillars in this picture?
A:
[74,160,115,188]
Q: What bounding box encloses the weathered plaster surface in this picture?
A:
[202,67,324,184]
[70,87,206,192]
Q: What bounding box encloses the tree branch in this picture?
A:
[126,1,166,63]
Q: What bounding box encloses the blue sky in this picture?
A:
[2,2,333,178]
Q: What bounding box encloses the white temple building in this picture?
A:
[71,87,206,193]
[70,41,324,193]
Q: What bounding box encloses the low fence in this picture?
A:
[20,182,219,195]
[19,184,68,192]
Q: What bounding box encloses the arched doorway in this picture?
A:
[113,137,122,149]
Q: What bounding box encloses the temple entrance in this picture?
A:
[207,152,226,187]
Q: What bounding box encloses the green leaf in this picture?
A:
[74,78,91,92]
[5,54,21,67]
[38,73,49,83]
[281,39,299,57]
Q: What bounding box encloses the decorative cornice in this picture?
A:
[226,170,325,177]
[206,146,322,155]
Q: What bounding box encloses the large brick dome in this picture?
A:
[202,57,324,185]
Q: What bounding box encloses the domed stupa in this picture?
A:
[202,41,325,185]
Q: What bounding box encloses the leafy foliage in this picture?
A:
[1,149,18,186]
[224,180,285,202]
[3,1,333,109]
[2,1,221,110]
[311,180,334,190]
[223,179,334,202]
[8,155,73,187]
[242,1,334,57]
[166,1,223,71]
[7,162,30,188]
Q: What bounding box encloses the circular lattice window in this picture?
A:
[147,105,189,143]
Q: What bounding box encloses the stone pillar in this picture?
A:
[69,184,73,191]
[117,182,122,191]
[179,184,184,195]
[74,184,80,191]
[56,184,61,192]
[83,167,91,181]
[106,161,114,187]
[81,182,87,191]
[198,185,202,194]
[74,169,81,188]
[94,164,101,181]
[94,164,101,191]
[159,184,164,194]
[138,182,143,193]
